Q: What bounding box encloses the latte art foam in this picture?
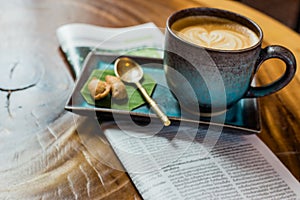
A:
[178,27,254,50]
[172,16,259,50]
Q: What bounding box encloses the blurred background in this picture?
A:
[238,0,300,32]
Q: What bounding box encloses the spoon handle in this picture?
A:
[135,82,171,126]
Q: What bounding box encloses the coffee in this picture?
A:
[171,16,259,50]
[165,8,296,115]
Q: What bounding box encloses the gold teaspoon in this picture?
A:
[114,57,171,126]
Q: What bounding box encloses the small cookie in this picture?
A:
[105,75,127,100]
[88,77,111,100]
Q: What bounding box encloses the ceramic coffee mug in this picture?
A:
[164,7,296,116]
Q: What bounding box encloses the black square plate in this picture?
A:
[65,53,261,133]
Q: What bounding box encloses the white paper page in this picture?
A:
[56,22,164,52]
[56,22,164,76]
[102,122,300,200]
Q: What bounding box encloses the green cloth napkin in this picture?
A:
[80,69,156,111]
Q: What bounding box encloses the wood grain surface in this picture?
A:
[0,0,299,199]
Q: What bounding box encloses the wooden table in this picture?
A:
[0,0,299,199]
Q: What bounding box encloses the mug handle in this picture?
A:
[245,45,296,98]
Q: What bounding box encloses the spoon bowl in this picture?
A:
[114,57,143,83]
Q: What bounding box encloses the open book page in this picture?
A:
[56,23,164,77]
[101,122,300,200]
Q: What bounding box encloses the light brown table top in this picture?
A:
[0,0,299,199]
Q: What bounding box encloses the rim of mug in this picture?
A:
[166,7,263,53]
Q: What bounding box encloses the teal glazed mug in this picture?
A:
[164,7,296,116]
